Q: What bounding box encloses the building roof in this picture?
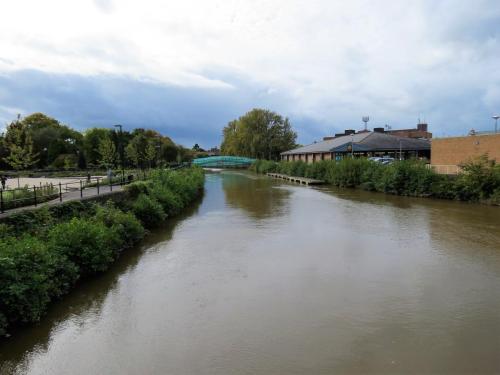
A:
[281,131,430,155]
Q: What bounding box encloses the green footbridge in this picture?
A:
[192,156,255,168]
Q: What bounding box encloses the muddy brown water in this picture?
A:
[1,171,499,374]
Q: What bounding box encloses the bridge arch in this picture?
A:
[192,156,255,168]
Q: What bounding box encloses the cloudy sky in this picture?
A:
[1,0,499,147]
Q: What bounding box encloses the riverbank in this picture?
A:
[251,157,500,205]
[0,167,204,336]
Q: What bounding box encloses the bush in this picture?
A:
[94,202,145,246]
[253,157,500,203]
[131,194,166,228]
[250,160,278,174]
[149,184,184,216]
[48,218,121,275]
[454,155,500,201]
[0,236,77,327]
[0,167,205,334]
[0,311,6,336]
[124,180,153,198]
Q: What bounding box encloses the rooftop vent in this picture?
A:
[417,123,428,132]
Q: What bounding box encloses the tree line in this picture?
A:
[0,113,194,171]
[221,108,298,160]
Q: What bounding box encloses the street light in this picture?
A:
[351,133,354,158]
[155,134,162,168]
[493,115,500,134]
[113,124,125,182]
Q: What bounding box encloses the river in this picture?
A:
[1,171,500,374]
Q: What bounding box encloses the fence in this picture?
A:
[0,170,150,214]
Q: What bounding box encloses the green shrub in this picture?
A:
[124,180,153,198]
[149,184,184,216]
[250,160,279,174]
[131,194,166,228]
[94,202,145,246]
[48,218,121,275]
[454,155,500,201]
[0,311,6,336]
[0,236,77,327]
[489,188,500,205]
[0,167,205,334]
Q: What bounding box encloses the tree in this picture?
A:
[144,141,157,169]
[83,128,112,167]
[21,113,82,168]
[98,136,117,168]
[220,109,297,160]
[3,117,39,170]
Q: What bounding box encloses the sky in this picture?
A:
[1,0,500,148]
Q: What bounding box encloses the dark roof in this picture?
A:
[281,132,430,155]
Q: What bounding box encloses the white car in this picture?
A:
[368,156,395,165]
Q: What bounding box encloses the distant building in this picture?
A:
[208,147,221,156]
[431,132,500,174]
[281,131,430,162]
[384,123,432,139]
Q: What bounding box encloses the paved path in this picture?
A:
[0,184,124,218]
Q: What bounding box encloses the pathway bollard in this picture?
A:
[59,182,62,202]
[0,189,4,213]
[33,186,37,207]
[97,178,100,195]
[80,180,83,198]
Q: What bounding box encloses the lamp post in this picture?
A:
[493,115,500,134]
[351,133,354,158]
[114,124,125,182]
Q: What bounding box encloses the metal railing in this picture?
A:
[0,170,150,214]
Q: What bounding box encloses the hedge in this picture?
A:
[251,156,500,204]
[0,167,204,336]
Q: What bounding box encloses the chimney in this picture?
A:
[344,129,356,135]
[373,127,385,133]
[417,123,428,132]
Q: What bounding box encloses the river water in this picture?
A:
[1,171,500,374]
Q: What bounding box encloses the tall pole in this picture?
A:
[351,134,354,158]
[114,124,124,182]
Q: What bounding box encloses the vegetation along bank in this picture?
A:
[0,167,204,336]
[251,156,500,205]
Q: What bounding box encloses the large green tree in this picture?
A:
[221,109,297,160]
[98,135,118,168]
[3,117,39,170]
[82,128,112,167]
[21,113,82,167]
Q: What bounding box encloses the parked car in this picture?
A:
[368,156,395,165]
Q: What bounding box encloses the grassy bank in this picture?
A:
[0,167,204,336]
[251,157,500,205]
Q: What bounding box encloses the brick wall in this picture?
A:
[386,129,432,139]
[431,134,500,168]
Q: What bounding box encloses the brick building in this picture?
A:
[430,133,500,174]
[281,131,430,162]
[385,123,432,139]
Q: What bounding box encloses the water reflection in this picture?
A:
[221,171,291,219]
